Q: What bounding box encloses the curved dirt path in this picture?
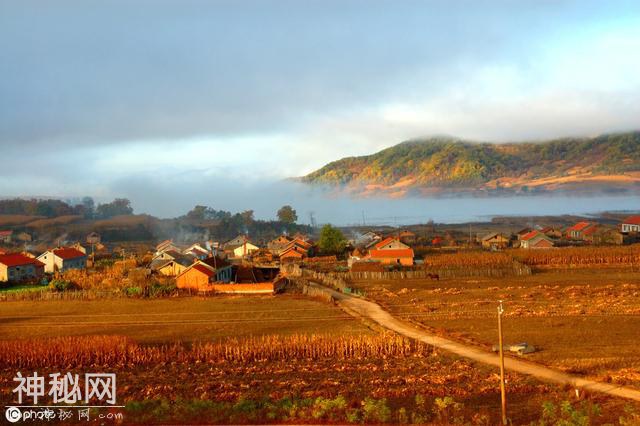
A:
[309,282,640,402]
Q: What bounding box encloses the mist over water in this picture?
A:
[123,179,640,226]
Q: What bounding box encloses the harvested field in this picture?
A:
[347,268,640,389]
[0,335,636,424]
[0,296,371,343]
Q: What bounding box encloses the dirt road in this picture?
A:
[310,282,640,402]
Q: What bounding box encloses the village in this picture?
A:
[1,214,639,294]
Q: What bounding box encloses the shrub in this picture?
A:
[49,279,75,292]
[362,397,391,423]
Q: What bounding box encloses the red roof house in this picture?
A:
[368,248,414,266]
[621,216,640,234]
[520,230,554,249]
[37,247,87,273]
[0,253,45,282]
[565,222,597,240]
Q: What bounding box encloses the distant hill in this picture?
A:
[300,132,640,197]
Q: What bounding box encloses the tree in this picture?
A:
[186,205,207,221]
[81,196,95,218]
[277,205,298,224]
[240,210,254,226]
[96,198,133,218]
[318,224,347,255]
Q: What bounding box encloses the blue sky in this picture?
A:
[1,0,639,217]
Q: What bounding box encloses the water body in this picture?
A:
[266,193,640,226]
[127,179,639,226]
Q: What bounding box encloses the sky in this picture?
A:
[1,0,639,220]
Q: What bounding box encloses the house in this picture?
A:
[480,233,510,250]
[250,248,277,265]
[224,235,249,248]
[279,245,307,262]
[368,248,414,266]
[199,256,233,282]
[176,257,233,290]
[152,249,187,262]
[373,237,411,251]
[155,239,181,254]
[36,247,87,273]
[176,264,217,291]
[86,232,101,245]
[72,243,87,254]
[565,222,597,241]
[267,235,292,255]
[155,259,192,276]
[398,230,417,244]
[540,227,562,239]
[348,247,366,267]
[365,237,414,265]
[0,253,45,282]
[591,227,624,245]
[431,236,443,246]
[183,243,209,260]
[354,231,381,247]
[0,230,12,244]
[581,224,600,244]
[516,228,533,241]
[232,241,260,258]
[621,216,640,234]
[519,231,554,249]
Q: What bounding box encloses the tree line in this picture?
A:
[0,197,133,219]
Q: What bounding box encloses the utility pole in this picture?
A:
[497,300,507,425]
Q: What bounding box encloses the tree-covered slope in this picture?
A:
[301,132,640,194]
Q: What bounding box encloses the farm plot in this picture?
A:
[0,335,637,424]
[348,269,640,388]
[0,295,371,343]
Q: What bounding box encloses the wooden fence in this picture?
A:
[0,289,127,302]
[336,262,531,281]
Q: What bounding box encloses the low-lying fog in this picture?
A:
[121,179,640,225]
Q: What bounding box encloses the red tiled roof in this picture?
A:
[566,222,592,232]
[53,247,86,260]
[373,237,396,249]
[583,225,599,236]
[623,216,640,225]
[369,249,414,258]
[192,264,215,277]
[520,230,541,241]
[280,247,305,257]
[0,253,45,267]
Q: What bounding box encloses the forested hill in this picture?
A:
[300,132,640,196]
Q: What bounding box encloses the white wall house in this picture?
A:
[37,247,87,273]
[621,216,640,234]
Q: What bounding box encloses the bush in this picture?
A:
[362,397,391,423]
[49,279,75,292]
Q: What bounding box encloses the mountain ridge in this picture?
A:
[300,131,640,197]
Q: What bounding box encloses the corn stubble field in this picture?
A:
[0,334,635,424]
[2,246,640,424]
[350,246,640,391]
